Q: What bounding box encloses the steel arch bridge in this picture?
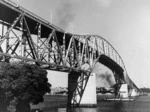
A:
[0,0,140,106]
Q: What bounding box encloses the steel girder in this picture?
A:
[0,0,140,105]
[68,70,91,107]
[0,0,127,72]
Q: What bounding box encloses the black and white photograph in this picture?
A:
[0,0,150,112]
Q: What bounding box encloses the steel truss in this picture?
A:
[0,0,126,71]
[68,70,91,106]
[0,0,140,106]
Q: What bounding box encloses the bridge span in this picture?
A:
[0,0,140,107]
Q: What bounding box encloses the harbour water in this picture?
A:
[33,95,150,112]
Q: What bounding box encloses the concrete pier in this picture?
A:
[80,73,97,107]
[119,84,128,98]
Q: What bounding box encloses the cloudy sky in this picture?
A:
[11,0,150,88]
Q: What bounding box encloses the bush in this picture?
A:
[0,62,51,112]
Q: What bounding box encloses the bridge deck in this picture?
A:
[0,0,139,92]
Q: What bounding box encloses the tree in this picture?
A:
[0,62,51,112]
[140,87,150,93]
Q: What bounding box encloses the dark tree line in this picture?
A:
[140,88,150,93]
[0,62,51,112]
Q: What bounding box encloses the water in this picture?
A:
[58,96,150,112]
[33,95,150,112]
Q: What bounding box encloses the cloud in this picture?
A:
[96,0,112,8]
[55,0,76,30]
[54,0,112,31]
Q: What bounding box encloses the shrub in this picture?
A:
[0,62,51,112]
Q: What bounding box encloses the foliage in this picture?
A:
[0,62,51,112]
[140,88,150,93]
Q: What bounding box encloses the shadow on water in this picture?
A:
[34,95,150,112]
[57,101,125,112]
[55,101,125,112]
[58,108,97,112]
[57,97,150,112]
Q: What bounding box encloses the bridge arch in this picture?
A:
[0,0,140,107]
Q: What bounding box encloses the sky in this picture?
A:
[10,0,150,88]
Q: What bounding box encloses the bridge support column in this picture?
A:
[130,89,138,97]
[119,84,129,98]
[80,73,97,107]
[68,71,97,107]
